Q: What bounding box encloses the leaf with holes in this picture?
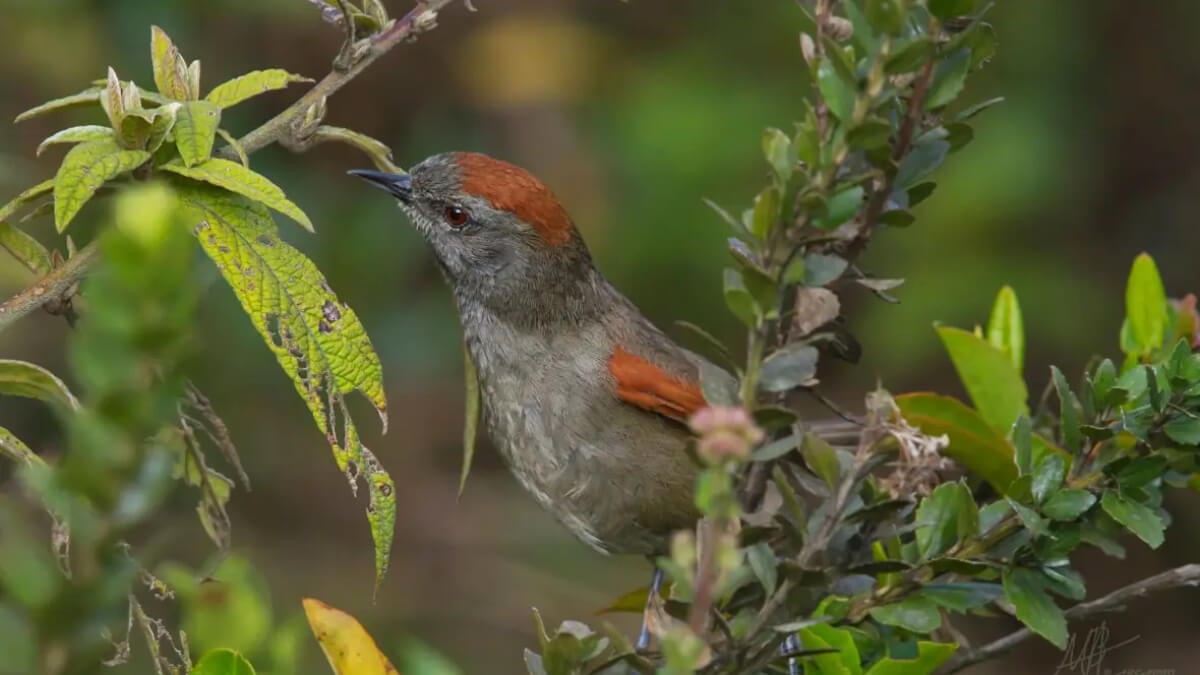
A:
[179,185,391,587]
[0,360,81,412]
[0,222,51,276]
[205,69,313,108]
[162,159,313,231]
[174,101,221,166]
[53,138,150,232]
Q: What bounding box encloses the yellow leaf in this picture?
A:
[53,138,150,232]
[0,221,51,276]
[14,87,104,123]
[205,69,314,109]
[36,125,114,157]
[302,598,400,675]
[161,158,313,231]
[174,101,222,167]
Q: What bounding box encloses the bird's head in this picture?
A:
[350,152,594,309]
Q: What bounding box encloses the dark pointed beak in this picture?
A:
[348,169,412,203]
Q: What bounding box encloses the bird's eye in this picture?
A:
[444,205,468,228]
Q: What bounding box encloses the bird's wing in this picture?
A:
[607,345,707,423]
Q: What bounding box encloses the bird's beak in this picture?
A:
[348,169,412,203]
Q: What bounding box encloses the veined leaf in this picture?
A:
[100,68,126,131]
[0,359,81,412]
[1003,568,1067,649]
[205,69,313,108]
[14,87,104,123]
[36,125,114,157]
[174,101,222,167]
[459,341,480,497]
[53,138,150,232]
[936,325,1029,432]
[302,598,398,675]
[0,426,44,467]
[869,596,942,634]
[1100,492,1164,549]
[0,221,51,276]
[0,179,54,223]
[162,158,313,231]
[895,392,1017,493]
[986,286,1024,372]
[179,186,391,585]
[193,649,256,675]
[151,26,192,100]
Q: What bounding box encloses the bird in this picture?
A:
[349,152,858,647]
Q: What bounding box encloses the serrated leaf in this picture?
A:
[302,599,396,675]
[0,360,81,412]
[180,187,391,585]
[986,286,1024,372]
[459,341,480,497]
[869,596,941,634]
[1003,569,1066,648]
[0,426,44,467]
[151,26,191,100]
[14,87,104,123]
[162,158,313,231]
[205,69,313,108]
[925,50,970,110]
[1100,492,1164,549]
[0,222,51,276]
[174,101,222,167]
[936,325,1029,432]
[53,138,150,232]
[35,125,114,157]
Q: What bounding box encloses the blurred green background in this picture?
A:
[2,0,1199,672]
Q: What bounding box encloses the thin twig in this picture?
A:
[939,563,1200,674]
[0,241,99,334]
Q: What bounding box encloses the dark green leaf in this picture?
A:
[1031,454,1065,504]
[1012,415,1032,476]
[1115,456,1167,490]
[869,596,941,634]
[907,182,936,206]
[1041,566,1086,601]
[800,432,841,489]
[878,209,915,227]
[915,482,968,559]
[895,140,949,188]
[847,118,893,149]
[1100,492,1164,549]
[723,268,759,327]
[865,0,907,35]
[954,96,1005,121]
[1042,489,1096,521]
[813,186,864,230]
[1006,498,1049,537]
[923,582,1001,612]
[925,50,970,109]
[929,0,975,21]
[1165,416,1200,445]
[759,342,818,392]
[885,38,936,75]
[1050,366,1083,453]
[1003,569,1067,649]
[746,542,777,596]
[818,59,856,122]
[804,253,849,286]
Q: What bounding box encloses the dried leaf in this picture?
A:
[792,287,840,336]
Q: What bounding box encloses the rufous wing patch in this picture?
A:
[453,152,572,246]
[608,346,707,423]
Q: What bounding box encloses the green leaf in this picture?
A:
[1043,489,1096,521]
[35,125,114,157]
[174,100,222,167]
[924,50,970,110]
[161,158,313,231]
[750,186,781,239]
[0,360,81,412]
[698,360,739,406]
[955,96,1005,121]
[804,253,848,286]
[895,139,949,188]
[885,38,936,75]
[0,222,51,276]
[1050,366,1082,453]
[746,541,777,596]
[869,596,941,634]
[1007,498,1049,537]
[817,59,855,122]
[151,26,192,100]
[813,186,864,230]
[753,433,799,461]
[193,648,256,675]
[1164,416,1200,445]
[759,342,818,392]
[14,87,104,123]
[53,138,150,232]
[0,427,44,468]
[723,268,759,327]
[800,624,862,675]
[862,641,957,675]
[936,326,1029,432]
[1100,492,1164,549]
[986,286,1024,372]
[459,342,480,497]
[762,127,793,181]
[800,432,841,489]
[1031,453,1065,504]
[865,0,907,35]
[205,69,313,108]
[1003,569,1067,649]
[1125,253,1169,357]
[0,604,35,674]
[923,583,1002,612]
[915,482,968,559]
[179,186,392,587]
[847,118,893,150]
[1012,414,1032,475]
[929,0,975,20]
[894,393,1017,493]
[0,179,54,224]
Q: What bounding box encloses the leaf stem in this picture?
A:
[0,240,99,333]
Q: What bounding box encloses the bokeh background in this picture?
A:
[2,0,1200,673]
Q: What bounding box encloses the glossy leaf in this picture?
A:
[817,60,855,122]
[1043,489,1096,521]
[161,158,313,231]
[1003,568,1066,649]
[193,649,257,675]
[0,360,81,412]
[915,482,972,558]
[1125,253,1169,357]
[303,598,398,675]
[53,138,150,231]
[936,325,1029,432]
[862,641,957,675]
[799,624,861,675]
[986,286,1024,371]
[174,100,222,167]
[929,0,975,20]
[1100,492,1164,549]
[1031,453,1065,504]
[895,393,1017,493]
[205,69,313,108]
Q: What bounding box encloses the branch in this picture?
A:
[939,563,1200,674]
[226,0,456,157]
[0,241,99,333]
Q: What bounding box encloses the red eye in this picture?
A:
[444,205,468,227]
